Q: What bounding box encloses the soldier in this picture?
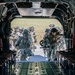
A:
[11,27,18,48]
[12,27,23,47]
[17,27,23,37]
[55,27,67,51]
[29,26,36,51]
[47,28,59,61]
[15,29,32,60]
[56,33,67,51]
[13,26,19,35]
[43,28,50,57]
[49,24,55,30]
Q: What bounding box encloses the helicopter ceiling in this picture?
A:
[0,1,74,25]
[0,0,75,15]
[16,2,57,16]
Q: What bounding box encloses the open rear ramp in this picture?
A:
[16,62,64,75]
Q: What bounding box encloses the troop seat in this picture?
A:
[58,50,75,63]
[0,50,16,75]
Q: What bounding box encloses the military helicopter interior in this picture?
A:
[0,0,75,75]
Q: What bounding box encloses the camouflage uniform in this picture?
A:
[57,35,67,51]
[43,29,50,57]
[47,28,58,61]
[15,29,32,60]
[29,27,36,51]
[46,35,53,61]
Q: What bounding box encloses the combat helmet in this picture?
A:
[23,29,28,36]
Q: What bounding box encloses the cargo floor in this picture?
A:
[15,45,65,75]
[15,62,64,75]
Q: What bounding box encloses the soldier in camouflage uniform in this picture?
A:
[12,27,20,47]
[29,26,36,51]
[45,28,59,61]
[15,29,32,60]
[43,28,50,57]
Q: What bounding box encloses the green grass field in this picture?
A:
[11,18,63,44]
